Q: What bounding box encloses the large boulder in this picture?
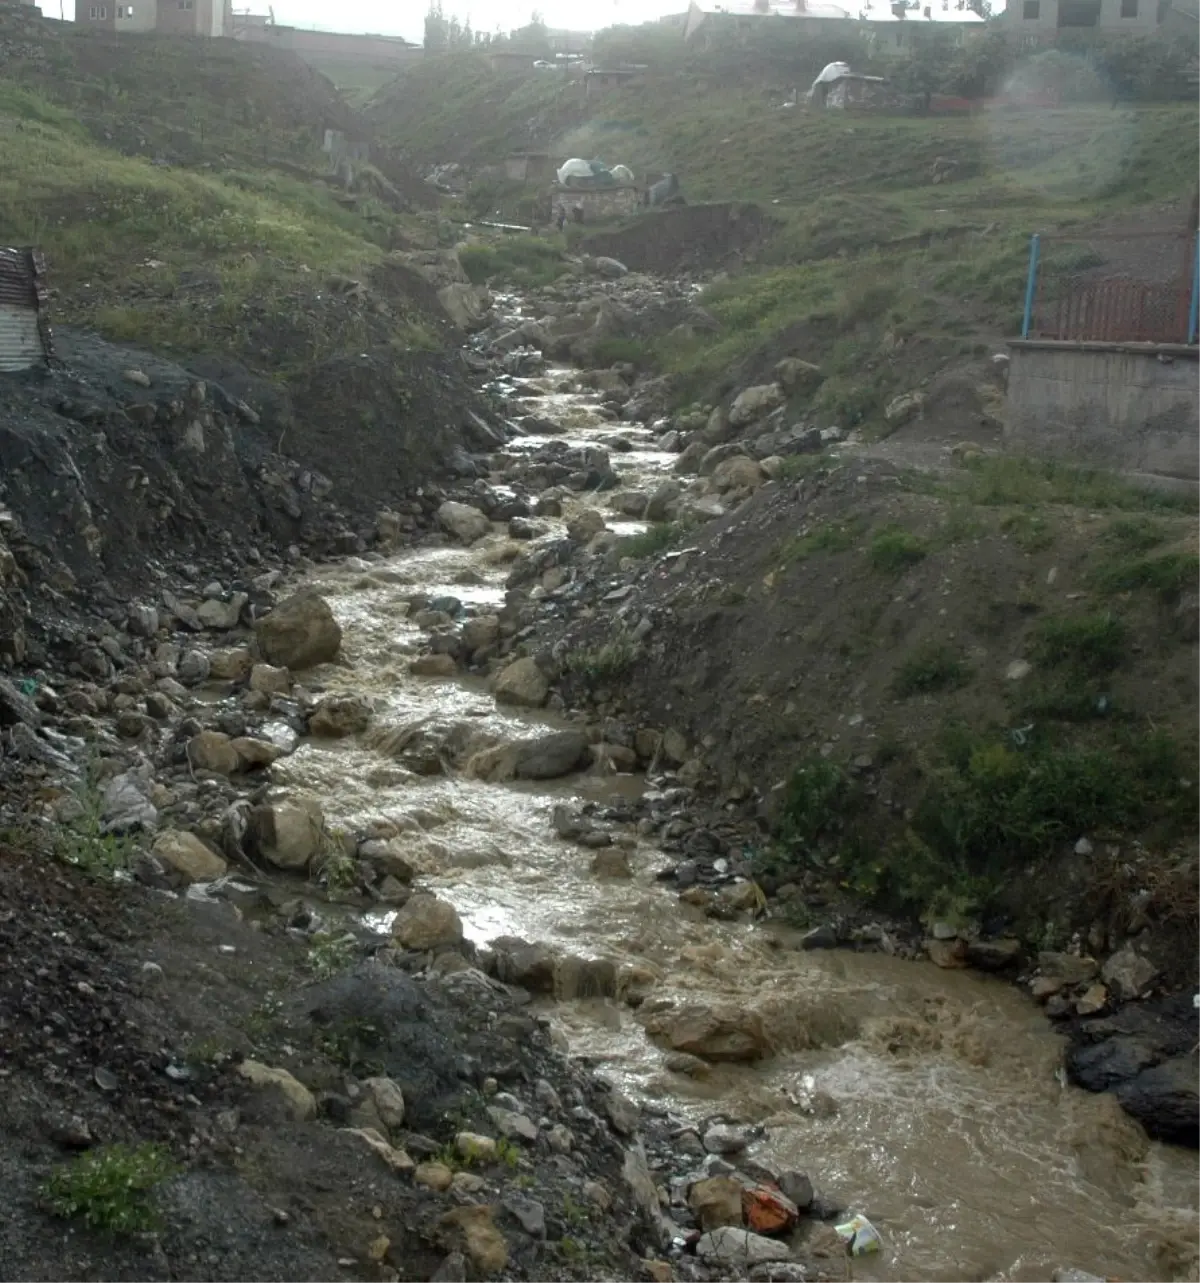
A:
[391,893,463,951]
[438,282,491,330]
[255,592,342,671]
[188,730,240,775]
[437,501,490,544]
[696,1227,792,1267]
[492,657,549,708]
[774,357,824,392]
[468,730,590,782]
[728,383,785,428]
[152,830,227,883]
[249,797,327,871]
[689,1176,745,1231]
[709,456,766,494]
[237,1061,316,1121]
[1115,1057,1198,1146]
[643,1002,772,1063]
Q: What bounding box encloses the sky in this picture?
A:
[50,0,682,43]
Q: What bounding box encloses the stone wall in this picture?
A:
[1005,340,1199,489]
[557,185,640,223]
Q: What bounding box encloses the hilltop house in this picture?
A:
[999,0,1195,39]
[681,0,986,54]
[75,0,233,35]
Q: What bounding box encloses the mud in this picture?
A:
[581,203,779,277]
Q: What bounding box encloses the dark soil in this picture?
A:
[581,203,779,277]
[0,843,659,1281]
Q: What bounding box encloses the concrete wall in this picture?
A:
[557,185,640,222]
[233,22,421,68]
[1001,0,1161,34]
[1006,340,1199,487]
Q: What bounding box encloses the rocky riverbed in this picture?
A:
[0,259,1197,1282]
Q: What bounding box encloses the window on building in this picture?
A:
[1120,0,1138,15]
[1022,0,1040,15]
[178,0,194,8]
[88,4,108,16]
[117,4,134,14]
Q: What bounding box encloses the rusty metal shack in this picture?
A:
[0,247,53,373]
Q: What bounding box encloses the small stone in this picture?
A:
[688,1175,744,1231]
[238,1061,316,1121]
[449,1171,486,1195]
[1101,945,1158,1001]
[487,1105,538,1142]
[249,663,291,695]
[367,1236,390,1264]
[232,737,281,770]
[363,1077,405,1129]
[1005,659,1031,681]
[603,1089,639,1136]
[392,893,463,951]
[122,368,151,387]
[696,1226,793,1266]
[703,1123,749,1154]
[503,1195,546,1237]
[340,1127,413,1173]
[1038,952,1098,985]
[415,1161,454,1192]
[777,1171,813,1210]
[1075,983,1109,1016]
[152,830,227,884]
[430,1251,467,1283]
[591,848,633,878]
[644,1262,674,1283]
[665,1052,710,1078]
[454,1131,497,1163]
[581,1179,611,1211]
[188,730,240,775]
[546,1124,574,1153]
[1074,837,1094,855]
[440,1205,508,1275]
[410,653,457,677]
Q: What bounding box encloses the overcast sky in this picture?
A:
[49,0,681,43]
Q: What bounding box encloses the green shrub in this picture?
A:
[868,526,928,574]
[777,757,849,851]
[458,236,565,287]
[618,521,688,560]
[564,637,636,682]
[892,644,972,697]
[779,518,864,564]
[1092,552,1198,603]
[1102,516,1168,555]
[43,1144,177,1235]
[1030,612,1126,675]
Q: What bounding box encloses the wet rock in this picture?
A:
[232,737,281,770]
[250,796,326,871]
[1101,945,1158,1001]
[309,693,372,738]
[437,501,491,544]
[703,1123,749,1154]
[1068,1038,1161,1091]
[189,730,240,775]
[927,938,969,969]
[511,730,589,779]
[249,663,290,695]
[492,656,549,708]
[461,614,500,654]
[152,830,227,883]
[777,1171,814,1210]
[391,893,463,951]
[645,481,682,522]
[127,604,160,638]
[689,1176,744,1230]
[592,849,633,878]
[729,384,785,428]
[178,649,211,686]
[697,1227,792,1267]
[101,771,158,834]
[1114,1057,1198,1145]
[237,1061,316,1121]
[1075,984,1109,1016]
[208,647,253,681]
[254,591,342,671]
[590,256,629,278]
[1051,1271,1105,1283]
[965,938,1023,971]
[799,924,838,950]
[566,509,607,543]
[363,1077,406,1130]
[643,1003,771,1063]
[410,653,457,677]
[490,937,557,993]
[664,1053,709,1078]
[440,1205,508,1275]
[604,1090,639,1136]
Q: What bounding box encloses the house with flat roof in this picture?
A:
[999,0,1190,39]
[682,0,986,53]
[75,0,232,35]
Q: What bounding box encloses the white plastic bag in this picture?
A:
[834,1213,882,1257]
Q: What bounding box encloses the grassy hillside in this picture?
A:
[372,50,1197,422]
[0,14,446,368]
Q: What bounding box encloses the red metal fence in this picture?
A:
[1029,228,1196,345]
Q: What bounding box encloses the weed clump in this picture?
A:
[564,637,636,682]
[1092,551,1198,603]
[868,526,928,574]
[1030,612,1126,675]
[617,521,688,560]
[43,1143,177,1235]
[892,644,972,697]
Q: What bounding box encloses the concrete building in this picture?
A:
[230,19,422,71]
[682,0,986,54]
[999,0,1166,38]
[75,0,232,35]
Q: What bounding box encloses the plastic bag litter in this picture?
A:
[835,1213,882,1256]
[610,163,634,184]
[556,158,594,184]
[813,60,851,87]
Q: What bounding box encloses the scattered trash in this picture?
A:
[835,1212,882,1256]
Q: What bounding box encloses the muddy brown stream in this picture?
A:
[269,342,1197,1281]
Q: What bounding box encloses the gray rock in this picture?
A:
[778,1170,814,1209]
[487,1105,538,1143]
[510,730,589,780]
[0,676,40,728]
[197,594,248,631]
[503,1195,546,1237]
[127,605,159,637]
[697,1227,793,1266]
[604,1090,639,1137]
[1115,1056,1198,1146]
[1101,945,1158,1001]
[702,1123,749,1155]
[430,1251,467,1282]
[1038,952,1098,985]
[101,772,158,834]
[177,649,211,686]
[437,501,490,543]
[965,938,1023,971]
[800,924,838,950]
[254,592,342,671]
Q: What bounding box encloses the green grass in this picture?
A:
[1031,612,1127,675]
[563,637,636,682]
[458,235,566,288]
[617,521,689,560]
[892,644,972,697]
[43,1144,178,1236]
[778,518,864,565]
[1092,551,1199,603]
[1101,516,1170,555]
[54,773,138,878]
[868,526,929,574]
[958,455,1196,512]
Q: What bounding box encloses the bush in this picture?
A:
[1031,612,1126,676]
[892,644,972,697]
[1092,552,1199,604]
[458,236,565,287]
[43,1144,177,1235]
[868,526,928,574]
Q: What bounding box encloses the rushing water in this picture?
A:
[268,356,1198,1281]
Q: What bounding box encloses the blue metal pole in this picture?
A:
[1188,231,1199,345]
[1021,233,1040,340]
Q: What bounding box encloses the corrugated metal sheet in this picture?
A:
[0,306,44,373]
[0,247,52,371]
